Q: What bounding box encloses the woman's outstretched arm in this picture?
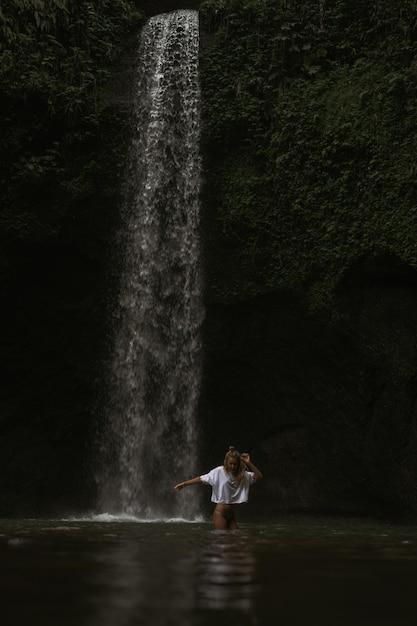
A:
[241,453,263,481]
[174,476,201,491]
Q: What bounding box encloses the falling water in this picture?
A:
[98,10,203,519]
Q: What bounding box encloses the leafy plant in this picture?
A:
[200,0,417,306]
[0,0,143,236]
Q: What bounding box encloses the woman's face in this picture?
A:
[226,456,239,475]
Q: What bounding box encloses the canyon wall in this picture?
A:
[1,0,417,519]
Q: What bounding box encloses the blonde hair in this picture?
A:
[223,445,246,483]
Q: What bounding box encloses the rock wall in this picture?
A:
[0,219,109,516]
[2,0,417,520]
[0,2,138,517]
[196,0,417,520]
[199,255,417,519]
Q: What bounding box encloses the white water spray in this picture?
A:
[98,10,203,519]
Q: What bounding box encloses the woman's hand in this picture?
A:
[241,454,263,481]
[174,476,201,491]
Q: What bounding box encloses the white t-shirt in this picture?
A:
[200,466,256,504]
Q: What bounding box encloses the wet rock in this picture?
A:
[200,260,417,518]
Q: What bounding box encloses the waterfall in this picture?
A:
[98,10,203,520]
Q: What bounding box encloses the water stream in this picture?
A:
[98,10,203,519]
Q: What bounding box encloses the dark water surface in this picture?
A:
[2,516,417,625]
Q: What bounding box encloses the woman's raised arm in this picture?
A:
[241,453,263,481]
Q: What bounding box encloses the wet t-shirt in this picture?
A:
[200,466,256,504]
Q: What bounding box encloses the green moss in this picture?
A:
[0,0,144,240]
[200,0,417,306]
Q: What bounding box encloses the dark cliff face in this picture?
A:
[0,2,138,517]
[199,256,417,518]
[0,207,114,516]
[199,292,367,517]
[197,0,417,519]
[2,0,417,520]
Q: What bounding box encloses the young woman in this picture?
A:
[174,446,263,529]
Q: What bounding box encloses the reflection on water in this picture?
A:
[2,517,417,626]
[89,540,146,626]
[88,527,199,626]
[197,532,257,612]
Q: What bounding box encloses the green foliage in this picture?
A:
[0,0,143,236]
[200,0,417,305]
